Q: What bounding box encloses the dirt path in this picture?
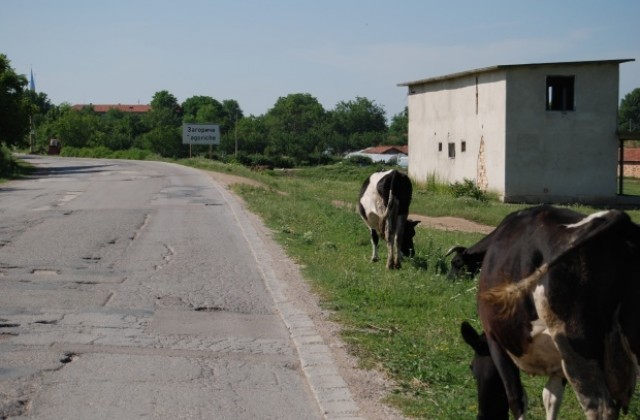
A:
[202,169,491,419]
[408,214,494,234]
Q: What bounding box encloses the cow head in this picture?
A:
[460,321,509,420]
[401,219,420,257]
[446,246,482,279]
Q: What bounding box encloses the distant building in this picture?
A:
[71,104,151,114]
[398,59,635,204]
[346,145,408,166]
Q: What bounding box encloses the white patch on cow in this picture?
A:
[508,285,564,377]
[564,210,611,229]
[359,170,394,231]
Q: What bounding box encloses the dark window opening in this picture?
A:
[461,141,466,152]
[448,142,455,158]
[546,76,575,111]
[438,142,442,152]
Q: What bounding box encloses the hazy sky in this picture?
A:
[2,1,639,119]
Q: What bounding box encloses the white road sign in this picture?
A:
[182,124,220,145]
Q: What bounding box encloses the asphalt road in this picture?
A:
[0,156,362,420]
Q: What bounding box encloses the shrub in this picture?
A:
[448,178,488,202]
[344,155,374,166]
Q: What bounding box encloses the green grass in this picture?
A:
[622,177,640,196]
[173,160,640,417]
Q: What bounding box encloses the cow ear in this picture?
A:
[461,321,481,352]
[411,220,420,227]
[461,322,491,356]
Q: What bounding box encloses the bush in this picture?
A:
[344,154,374,166]
[448,179,488,202]
[0,146,17,178]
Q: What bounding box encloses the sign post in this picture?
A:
[182,123,221,158]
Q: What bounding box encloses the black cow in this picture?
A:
[358,169,419,269]
[461,321,509,420]
[446,209,532,279]
[468,205,640,419]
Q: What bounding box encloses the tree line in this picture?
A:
[3,51,640,173]
[0,53,408,169]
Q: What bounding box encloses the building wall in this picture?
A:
[503,63,620,203]
[407,72,508,196]
[406,62,622,203]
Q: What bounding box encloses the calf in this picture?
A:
[460,321,509,420]
[472,205,640,419]
[358,169,419,269]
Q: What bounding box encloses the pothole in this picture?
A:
[193,305,224,312]
[0,398,30,418]
[31,269,60,275]
[60,352,79,364]
[33,320,58,325]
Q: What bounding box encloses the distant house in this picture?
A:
[398,59,635,204]
[71,104,151,114]
[346,145,409,167]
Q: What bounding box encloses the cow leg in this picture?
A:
[534,287,619,419]
[487,338,527,419]
[542,375,565,420]
[370,229,379,262]
[393,217,407,269]
[385,217,397,269]
[386,237,395,269]
[555,337,617,420]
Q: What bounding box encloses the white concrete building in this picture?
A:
[398,59,634,204]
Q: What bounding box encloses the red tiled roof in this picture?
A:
[72,104,151,113]
[362,145,408,155]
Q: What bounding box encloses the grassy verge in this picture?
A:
[0,150,35,182]
[191,162,638,419]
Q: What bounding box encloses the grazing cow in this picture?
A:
[461,321,509,420]
[469,205,640,419]
[446,209,532,279]
[358,169,419,269]
[446,243,487,279]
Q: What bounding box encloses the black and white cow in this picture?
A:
[464,205,640,419]
[358,169,419,269]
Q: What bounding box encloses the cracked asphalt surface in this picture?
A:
[0,156,369,420]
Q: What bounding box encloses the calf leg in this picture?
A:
[543,375,565,420]
[370,229,379,262]
[487,338,528,419]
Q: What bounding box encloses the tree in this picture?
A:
[220,115,266,155]
[264,93,327,158]
[146,90,182,128]
[330,97,387,152]
[387,107,408,145]
[143,90,183,157]
[52,105,100,148]
[0,54,30,147]
[220,99,243,136]
[619,88,640,132]
[182,96,223,123]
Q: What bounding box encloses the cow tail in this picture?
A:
[380,175,399,237]
[480,263,549,319]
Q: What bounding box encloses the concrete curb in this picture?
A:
[212,178,365,420]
